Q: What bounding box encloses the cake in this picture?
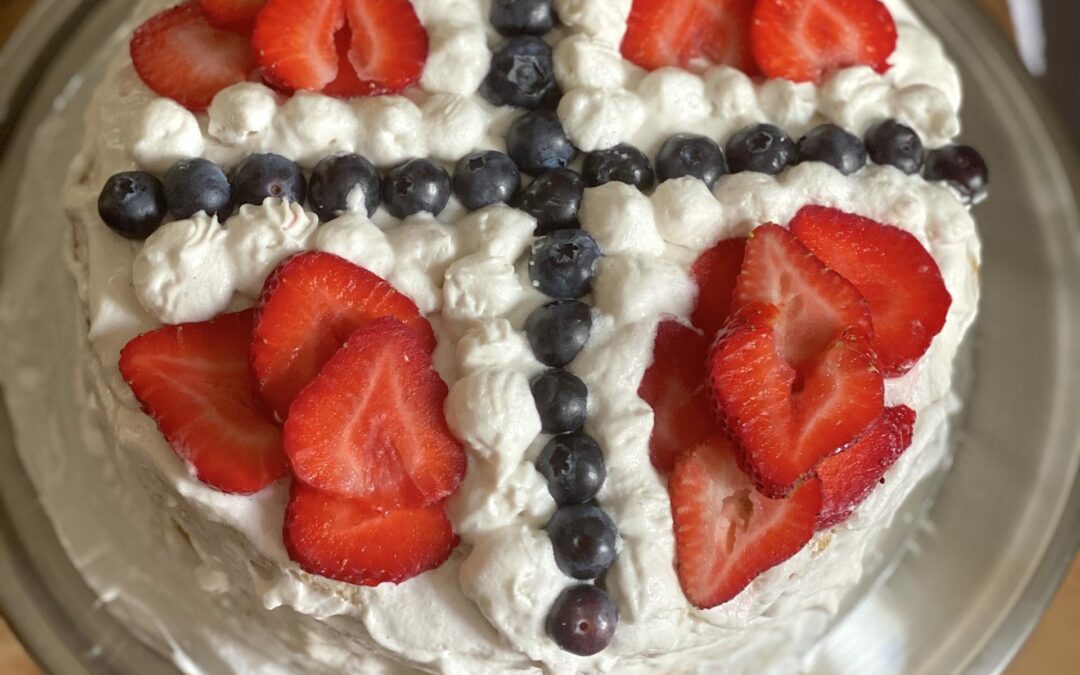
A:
[50,0,986,672]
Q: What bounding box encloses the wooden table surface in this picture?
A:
[0,1,1074,673]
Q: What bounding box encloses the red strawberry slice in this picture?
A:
[638,321,721,475]
[252,251,436,420]
[119,309,288,495]
[691,237,747,342]
[622,0,758,74]
[252,0,344,93]
[284,481,458,586]
[670,436,822,609]
[789,206,953,377]
[816,405,916,529]
[340,0,429,95]
[131,2,256,111]
[750,0,898,84]
[283,317,465,509]
[199,0,266,33]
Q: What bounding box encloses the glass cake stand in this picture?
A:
[1,1,1078,674]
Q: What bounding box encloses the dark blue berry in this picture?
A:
[796,124,868,175]
[506,110,577,177]
[163,158,231,220]
[97,171,166,240]
[525,300,592,367]
[655,134,727,189]
[536,433,606,506]
[924,145,989,205]
[231,153,307,207]
[481,36,561,110]
[531,369,588,434]
[864,120,924,175]
[491,0,556,36]
[453,150,521,210]
[516,169,584,234]
[382,158,452,219]
[582,143,656,190]
[547,504,618,580]
[309,154,381,220]
[725,124,796,175]
[529,229,602,299]
[546,584,618,656]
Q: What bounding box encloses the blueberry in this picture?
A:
[536,433,606,506]
[796,124,868,175]
[924,145,989,205]
[97,171,166,240]
[309,154,381,221]
[163,158,231,220]
[547,504,618,580]
[725,124,796,175]
[546,585,619,656]
[491,0,555,36]
[516,169,584,234]
[582,144,656,190]
[453,150,521,210]
[481,36,561,110]
[529,229,602,299]
[655,134,727,189]
[506,110,577,176]
[231,153,307,207]
[382,158,452,219]
[531,370,588,434]
[864,120,924,175]
[525,300,592,367]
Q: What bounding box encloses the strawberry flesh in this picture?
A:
[199,0,266,33]
[690,237,747,342]
[253,0,344,93]
[342,0,429,95]
[622,0,758,74]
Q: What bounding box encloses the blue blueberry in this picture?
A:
[725,124,796,175]
[163,158,231,220]
[97,171,166,240]
[309,154,381,221]
[531,369,588,434]
[231,153,307,207]
[864,120,924,175]
[796,124,868,175]
[506,110,577,177]
[536,433,606,506]
[582,144,656,190]
[491,0,556,36]
[529,229,602,299]
[517,169,585,235]
[924,145,989,205]
[453,150,521,210]
[525,300,592,368]
[481,36,561,110]
[382,158,452,218]
[655,134,727,189]
[546,585,618,656]
[547,504,618,580]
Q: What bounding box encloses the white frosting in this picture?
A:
[224,200,320,300]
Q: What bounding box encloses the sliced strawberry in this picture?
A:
[691,237,747,342]
[252,0,345,93]
[119,310,288,495]
[283,317,465,509]
[199,0,265,33]
[131,2,255,111]
[750,0,898,84]
[670,436,822,608]
[284,481,458,586]
[816,405,916,529]
[622,0,758,74]
[789,206,952,377]
[252,251,435,420]
[340,0,429,95]
[638,321,721,475]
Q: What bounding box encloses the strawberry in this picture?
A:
[750,0,898,84]
[119,310,288,495]
[131,2,256,111]
[816,405,916,529]
[690,237,747,342]
[789,206,952,377]
[621,0,758,74]
[284,481,458,586]
[199,0,265,33]
[669,436,822,609]
[283,317,465,509]
[638,321,721,475]
[252,251,436,420]
[340,0,429,95]
[252,0,344,93]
